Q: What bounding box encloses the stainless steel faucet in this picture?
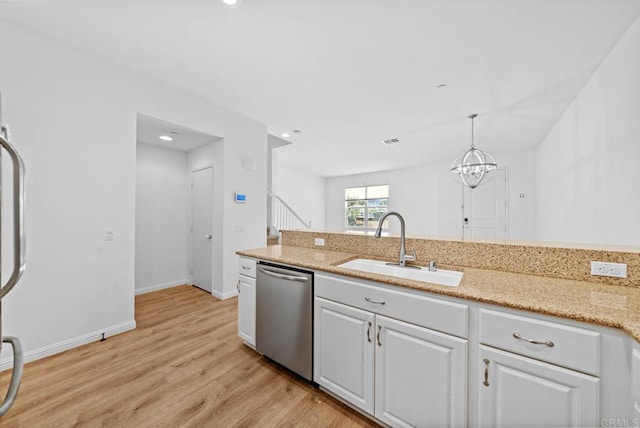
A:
[374,211,416,267]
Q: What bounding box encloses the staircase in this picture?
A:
[267,189,312,245]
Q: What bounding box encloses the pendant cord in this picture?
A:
[470,116,475,148]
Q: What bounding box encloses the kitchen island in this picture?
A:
[237,236,640,428]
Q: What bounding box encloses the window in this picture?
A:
[345,185,389,233]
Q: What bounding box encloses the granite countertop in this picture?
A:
[237,245,640,343]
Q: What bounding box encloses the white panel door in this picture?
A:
[314,297,375,414]
[463,169,506,241]
[191,167,213,293]
[375,315,468,428]
[479,345,599,428]
[237,275,255,346]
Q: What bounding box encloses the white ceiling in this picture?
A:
[136,114,220,152]
[2,0,639,176]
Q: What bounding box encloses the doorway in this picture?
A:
[191,166,213,293]
[462,169,508,242]
[134,113,222,298]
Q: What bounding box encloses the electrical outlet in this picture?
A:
[314,238,325,246]
[590,261,627,278]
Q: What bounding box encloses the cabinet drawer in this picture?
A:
[238,257,256,278]
[479,309,600,375]
[316,274,468,338]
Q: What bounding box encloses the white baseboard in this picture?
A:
[212,289,239,300]
[0,320,137,371]
[135,279,188,295]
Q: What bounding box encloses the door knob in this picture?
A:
[205,234,212,239]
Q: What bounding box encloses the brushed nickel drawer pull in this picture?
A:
[513,332,554,348]
[366,322,372,343]
[483,358,490,387]
[377,325,382,346]
[365,297,386,305]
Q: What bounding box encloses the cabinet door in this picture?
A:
[633,348,640,420]
[314,297,375,414]
[479,345,599,428]
[237,275,256,346]
[375,315,467,428]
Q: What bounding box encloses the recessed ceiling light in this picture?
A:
[222,0,238,5]
[437,83,447,89]
[159,135,173,141]
[293,130,301,134]
[281,133,291,138]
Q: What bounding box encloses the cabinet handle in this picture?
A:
[483,358,490,387]
[365,297,386,305]
[236,281,240,293]
[513,332,554,348]
[366,322,372,343]
[377,325,382,347]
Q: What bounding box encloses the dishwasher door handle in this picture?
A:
[259,268,309,282]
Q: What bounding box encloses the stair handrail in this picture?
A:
[267,188,312,229]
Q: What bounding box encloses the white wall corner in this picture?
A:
[212,288,239,300]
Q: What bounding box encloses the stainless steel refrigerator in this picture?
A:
[0,93,26,416]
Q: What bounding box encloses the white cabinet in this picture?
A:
[478,345,598,428]
[314,297,375,414]
[237,257,256,347]
[314,273,468,428]
[478,308,601,427]
[375,315,467,428]
[479,309,600,375]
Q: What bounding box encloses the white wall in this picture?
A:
[326,166,439,237]
[326,150,537,240]
[135,143,189,294]
[536,15,640,246]
[0,20,266,364]
[276,167,326,230]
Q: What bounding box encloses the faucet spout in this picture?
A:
[374,211,412,266]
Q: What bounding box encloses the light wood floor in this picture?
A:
[0,285,378,427]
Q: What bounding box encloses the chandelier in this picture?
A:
[450,113,497,189]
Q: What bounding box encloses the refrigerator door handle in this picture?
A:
[0,336,24,416]
[0,127,26,300]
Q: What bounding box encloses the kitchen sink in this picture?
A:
[337,258,463,287]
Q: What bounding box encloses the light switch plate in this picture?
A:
[105,229,114,241]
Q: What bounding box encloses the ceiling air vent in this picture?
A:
[382,138,400,146]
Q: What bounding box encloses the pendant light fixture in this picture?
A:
[450,113,497,189]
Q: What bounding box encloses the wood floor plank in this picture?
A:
[0,285,379,427]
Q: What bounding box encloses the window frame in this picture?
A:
[344,184,389,234]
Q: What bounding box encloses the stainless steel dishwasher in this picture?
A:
[256,262,313,381]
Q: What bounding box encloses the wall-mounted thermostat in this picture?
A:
[234,193,247,203]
